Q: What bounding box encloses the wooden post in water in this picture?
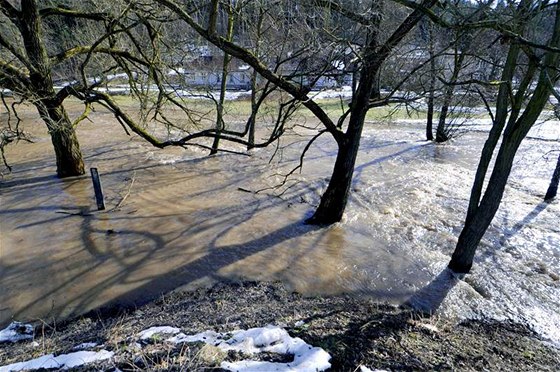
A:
[90,167,105,210]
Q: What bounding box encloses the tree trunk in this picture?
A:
[209,52,231,155]
[210,4,234,155]
[423,20,436,141]
[545,153,560,201]
[306,0,437,224]
[306,62,379,225]
[20,0,85,177]
[449,5,560,272]
[247,69,258,150]
[465,0,532,221]
[50,123,85,178]
[305,137,358,224]
[435,48,466,143]
[36,101,85,178]
[426,95,434,141]
[449,140,519,272]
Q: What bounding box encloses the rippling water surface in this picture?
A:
[1,104,559,344]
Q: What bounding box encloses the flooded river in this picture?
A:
[1,103,559,344]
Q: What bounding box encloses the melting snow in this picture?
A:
[0,322,33,343]
[164,325,331,372]
[137,325,181,340]
[0,350,113,371]
[72,342,98,351]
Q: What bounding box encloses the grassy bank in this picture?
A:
[1,281,558,371]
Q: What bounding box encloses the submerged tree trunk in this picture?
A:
[449,139,522,272]
[209,54,229,155]
[450,86,557,273]
[306,1,384,224]
[307,14,382,224]
[545,153,560,201]
[307,0,437,224]
[305,128,363,225]
[435,48,466,143]
[20,0,85,177]
[36,101,85,178]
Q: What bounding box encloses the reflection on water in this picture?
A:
[1,108,559,344]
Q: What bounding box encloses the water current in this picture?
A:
[1,103,559,345]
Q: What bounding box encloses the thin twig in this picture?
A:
[113,171,136,210]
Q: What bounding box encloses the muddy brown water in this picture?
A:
[1,103,559,343]
[0,105,412,326]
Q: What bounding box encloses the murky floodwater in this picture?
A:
[1,104,559,344]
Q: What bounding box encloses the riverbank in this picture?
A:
[1,281,558,371]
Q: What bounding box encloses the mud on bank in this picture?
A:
[1,281,558,371]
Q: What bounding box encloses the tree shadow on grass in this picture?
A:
[301,269,463,370]
[299,304,434,371]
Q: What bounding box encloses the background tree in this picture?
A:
[209,0,235,155]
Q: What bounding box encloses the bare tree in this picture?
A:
[149,0,440,225]
[449,0,560,273]
[0,0,87,177]
[0,0,187,176]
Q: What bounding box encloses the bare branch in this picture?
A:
[0,0,21,27]
[50,46,149,66]
[309,0,375,26]
[39,7,110,21]
[153,0,343,143]
[0,33,33,72]
[0,59,32,93]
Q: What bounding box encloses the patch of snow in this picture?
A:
[167,330,224,345]
[0,350,113,371]
[168,325,331,372]
[72,342,98,351]
[294,320,305,327]
[332,60,345,70]
[138,326,181,340]
[0,322,33,343]
[359,367,389,372]
[311,86,353,100]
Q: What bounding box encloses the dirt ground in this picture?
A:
[1,281,559,371]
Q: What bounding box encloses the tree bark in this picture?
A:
[545,153,560,201]
[36,100,85,177]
